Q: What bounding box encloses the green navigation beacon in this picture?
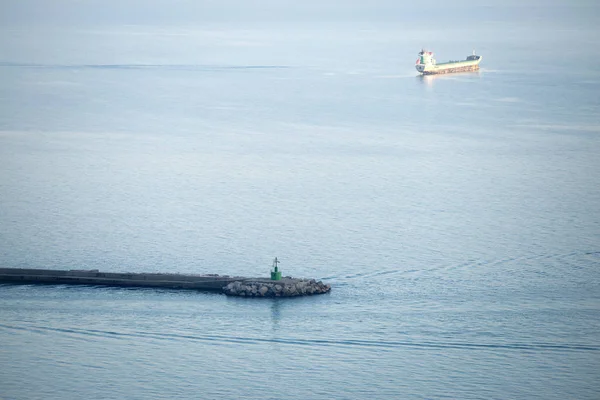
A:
[271,257,282,280]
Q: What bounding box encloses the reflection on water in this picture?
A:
[270,298,282,331]
[417,71,482,87]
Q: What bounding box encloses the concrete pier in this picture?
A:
[0,268,331,297]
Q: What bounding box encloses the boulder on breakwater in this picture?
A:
[223,278,331,297]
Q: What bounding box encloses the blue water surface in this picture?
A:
[1,2,599,399]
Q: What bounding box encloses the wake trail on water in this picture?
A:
[1,323,597,353]
[0,62,290,71]
[324,250,599,282]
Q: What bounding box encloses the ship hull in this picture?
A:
[422,63,480,75]
[416,54,482,75]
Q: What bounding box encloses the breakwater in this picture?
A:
[0,268,331,297]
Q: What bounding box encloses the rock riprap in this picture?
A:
[223,278,331,297]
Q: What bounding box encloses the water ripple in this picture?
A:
[1,323,597,353]
[0,62,290,71]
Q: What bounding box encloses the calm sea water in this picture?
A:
[1,2,599,399]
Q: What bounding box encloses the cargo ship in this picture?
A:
[415,49,482,75]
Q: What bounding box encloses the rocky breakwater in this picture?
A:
[223,278,331,298]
